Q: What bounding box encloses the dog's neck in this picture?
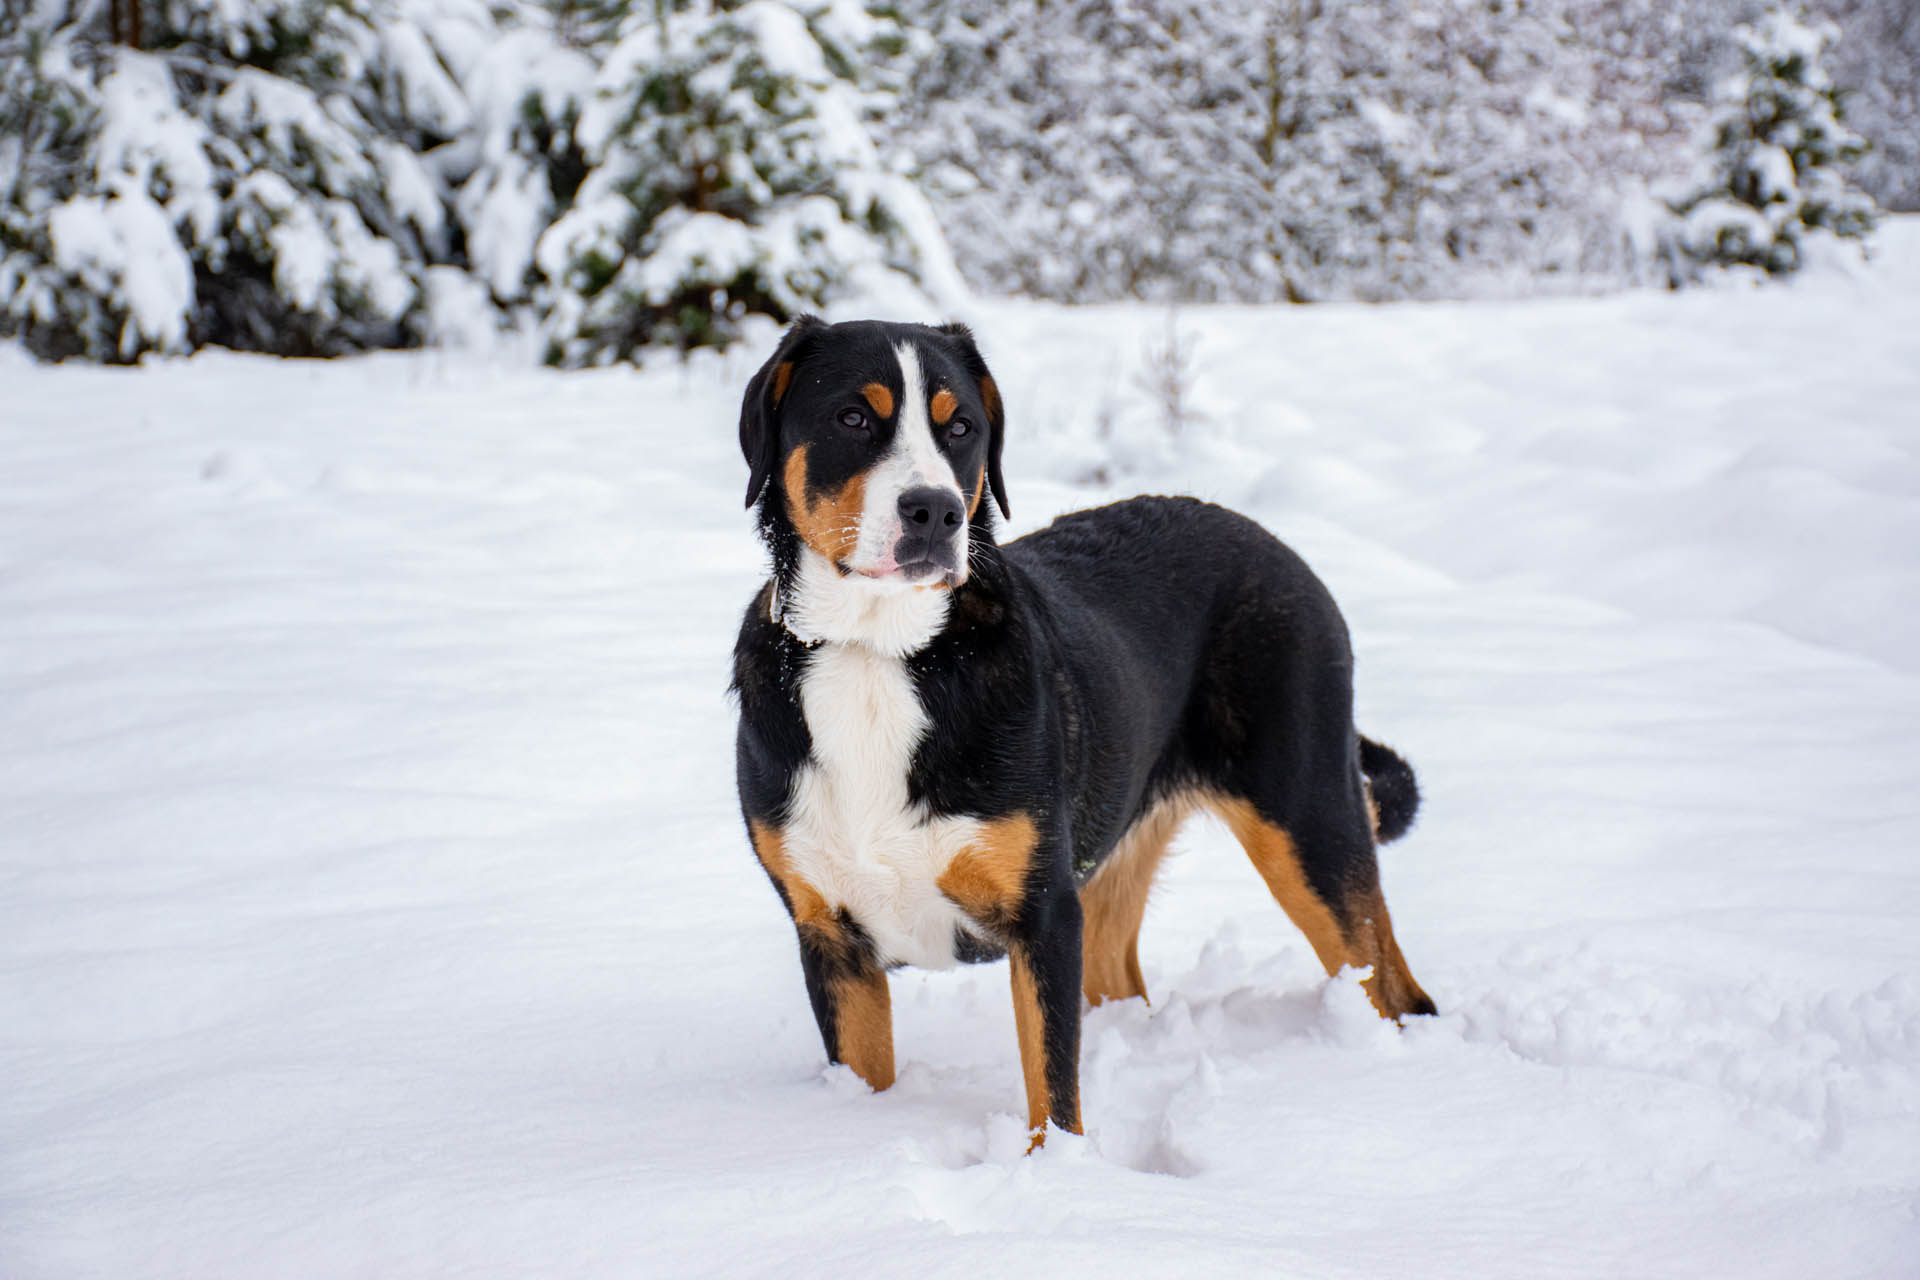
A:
[775,547,953,656]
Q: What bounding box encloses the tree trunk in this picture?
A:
[112,0,141,49]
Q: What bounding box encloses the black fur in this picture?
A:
[1359,736,1420,843]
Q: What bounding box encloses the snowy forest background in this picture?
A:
[1,0,1912,364]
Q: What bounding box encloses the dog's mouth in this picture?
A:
[842,558,965,589]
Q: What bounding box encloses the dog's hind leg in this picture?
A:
[1212,792,1434,1020]
[1077,793,1197,1006]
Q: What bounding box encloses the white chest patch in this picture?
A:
[782,641,986,969]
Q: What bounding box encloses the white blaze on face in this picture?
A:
[845,342,967,579]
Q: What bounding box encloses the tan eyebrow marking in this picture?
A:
[862,383,894,418]
[930,388,958,425]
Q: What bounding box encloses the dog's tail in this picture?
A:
[1358,736,1420,844]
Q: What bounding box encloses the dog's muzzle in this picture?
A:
[893,486,966,580]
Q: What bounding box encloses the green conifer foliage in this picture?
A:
[534,0,938,364]
[1668,6,1878,277]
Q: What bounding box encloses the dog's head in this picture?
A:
[740,318,1008,591]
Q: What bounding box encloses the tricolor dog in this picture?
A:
[732,317,1433,1144]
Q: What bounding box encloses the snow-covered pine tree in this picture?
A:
[894,0,1692,304]
[534,0,951,365]
[1667,5,1878,278]
[1824,0,1920,212]
[450,11,596,312]
[0,0,460,361]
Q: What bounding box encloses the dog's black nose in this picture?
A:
[897,486,965,532]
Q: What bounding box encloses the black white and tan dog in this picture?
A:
[732,317,1433,1145]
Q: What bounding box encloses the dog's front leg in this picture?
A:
[1009,888,1084,1147]
[796,925,895,1092]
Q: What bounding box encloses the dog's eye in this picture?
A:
[837,408,869,432]
[948,418,972,439]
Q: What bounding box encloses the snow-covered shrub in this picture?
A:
[535,0,950,364]
[453,25,594,307]
[1822,0,1920,213]
[1666,7,1878,279]
[0,1,455,361]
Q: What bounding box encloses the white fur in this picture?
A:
[773,340,985,965]
[844,342,968,580]
[781,639,988,969]
[782,547,951,656]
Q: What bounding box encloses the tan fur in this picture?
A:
[1211,796,1354,976]
[828,966,895,1090]
[1344,887,1430,1020]
[749,819,832,934]
[1010,948,1079,1147]
[978,375,1001,423]
[930,388,958,425]
[968,464,986,518]
[782,444,864,564]
[937,813,1037,933]
[751,820,896,1090]
[772,360,795,405]
[1209,796,1430,1019]
[1077,792,1200,1005]
[861,382,894,418]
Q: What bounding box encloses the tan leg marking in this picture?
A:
[930,387,958,425]
[1211,796,1353,978]
[1078,793,1199,1005]
[937,813,1037,934]
[1210,797,1431,1020]
[1010,947,1080,1148]
[749,819,832,932]
[861,382,894,418]
[751,821,896,1089]
[1345,887,1432,1021]
[782,444,865,564]
[829,966,895,1091]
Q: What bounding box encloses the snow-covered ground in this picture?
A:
[4,228,1919,1278]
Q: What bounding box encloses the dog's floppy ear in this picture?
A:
[937,321,1010,518]
[740,315,828,509]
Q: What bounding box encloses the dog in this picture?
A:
[731,317,1433,1145]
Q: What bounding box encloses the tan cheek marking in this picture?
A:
[772,361,794,404]
[930,388,958,425]
[862,383,894,418]
[936,813,1037,934]
[783,445,865,564]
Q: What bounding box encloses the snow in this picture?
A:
[4,222,1920,1278]
[47,192,194,355]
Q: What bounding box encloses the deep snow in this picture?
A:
[3,228,1919,1278]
